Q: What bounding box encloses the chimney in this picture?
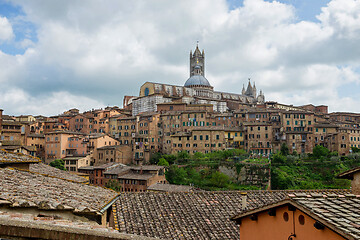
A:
[241,192,247,210]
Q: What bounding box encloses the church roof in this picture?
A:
[184,75,211,87]
[244,81,253,96]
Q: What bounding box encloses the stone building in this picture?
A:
[96,145,132,165]
[0,118,22,146]
[131,44,265,116]
[244,122,273,155]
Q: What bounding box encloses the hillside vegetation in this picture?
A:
[152,144,358,190]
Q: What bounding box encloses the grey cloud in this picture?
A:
[1,0,360,115]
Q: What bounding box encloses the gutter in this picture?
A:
[99,194,120,214]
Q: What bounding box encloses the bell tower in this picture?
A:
[189,42,205,77]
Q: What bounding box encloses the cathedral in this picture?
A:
[131,45,265,116]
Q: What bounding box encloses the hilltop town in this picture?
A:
[1,46,360,239]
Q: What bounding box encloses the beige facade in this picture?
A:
[95,145,132,165]
[85,134,120,165]
[171,128,226,154]
[245,123,273,155]
[281,111,314,154]
[64,156,90,172]
[1,120,22,146]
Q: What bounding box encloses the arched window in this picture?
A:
[144,87,149,96]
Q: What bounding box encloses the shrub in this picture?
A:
[49,159,66,171]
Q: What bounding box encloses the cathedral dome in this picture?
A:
[184,75,211,87]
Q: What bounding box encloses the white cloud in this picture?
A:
[0,88,105,116]
[1,0,360,115]
[0,16,14,41]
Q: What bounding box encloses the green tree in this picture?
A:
[150,152,162,165]
[312,145,330,159]
[49,159,66,171]
[210,171,229,188]
[192,152,205,160]
[272,152,286,164]
[106,179,121,191]
[176,151,190,163]
[351,147,360,153]
[280,143,290,156]
[157,158,169,166]
[163,154,177,165]
[165,165,187,185]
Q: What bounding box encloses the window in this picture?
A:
[144,87,149,96]
[216,135,219,140]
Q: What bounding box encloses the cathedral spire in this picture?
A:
[190,43,205,77]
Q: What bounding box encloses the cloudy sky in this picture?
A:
[0,0,360,116]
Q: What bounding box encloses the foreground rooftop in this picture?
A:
[114,189,350,240]
[0,167,117,213]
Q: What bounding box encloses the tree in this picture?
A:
[150,152,162,165]
[192,152,205,160]
[157,158,169,166]
[210,171,229,188]
[49,159,66,171]
[106,179,121,192]
[312,145,330,159]
[272,152,286,164]
[280,143,290,156]
[165,165,187,185]
[176,151,190,163]
[351,147,360,153]
[163,154,177,165]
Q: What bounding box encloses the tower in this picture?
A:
[252,82,257,98]
[190,43,205,77]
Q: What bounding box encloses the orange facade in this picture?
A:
[239,205,345,240]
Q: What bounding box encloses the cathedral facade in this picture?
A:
[131,45,265,116]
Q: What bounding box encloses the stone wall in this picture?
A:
[219,162,270,189]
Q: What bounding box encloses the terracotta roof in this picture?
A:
[337,166,360,179]
[0,150,40,164]
[97,145,121,150]
[94,162,123,170]
[104,165,130,175]
[170,132,192,137]
[27,133,45,138]
[0,168,118,213]
[147,183,195,192]
[131,165,164,171]
[0,209,158,240]
[293,195,360,240]
[118,173,154,180]
[29,163,88,183]
[114,190,350,240]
